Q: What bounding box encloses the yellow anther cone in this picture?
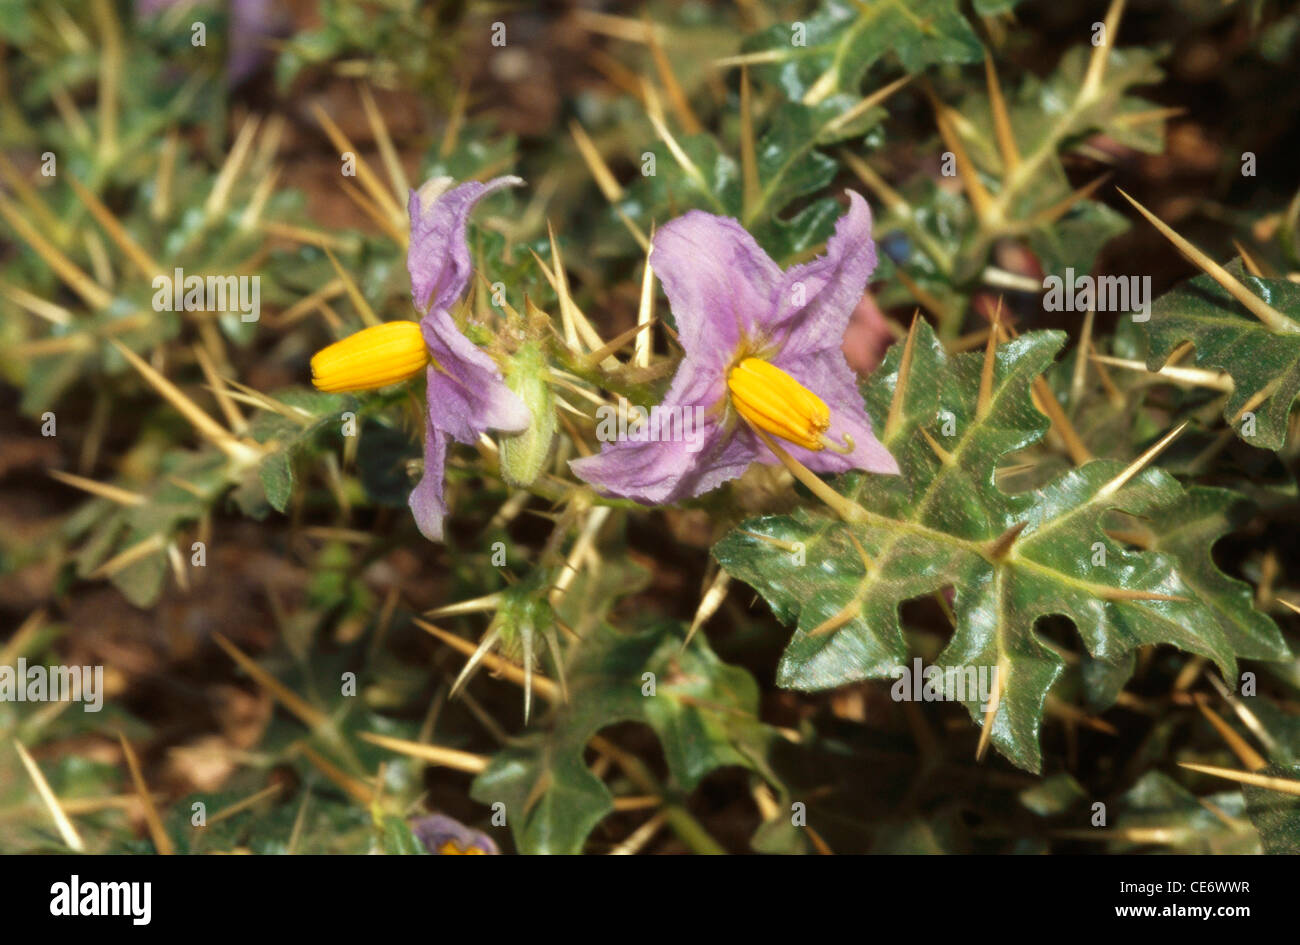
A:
[727,357,830,451]
[311,321,430,393]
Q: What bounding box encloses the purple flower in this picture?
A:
[411,814,499,855]
[571,191,898,504]
[406,176,529,541]
[135,0,281,85]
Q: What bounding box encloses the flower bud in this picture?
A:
[498,341,555,487]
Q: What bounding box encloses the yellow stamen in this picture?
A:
[727,357,838,451]
[437,840,487,855]
[310,321,430,392]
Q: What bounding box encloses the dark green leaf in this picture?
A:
[743,0,982,102]
[1144,262,1300,450]
[715,320,1280,770]
[470,622,769,854]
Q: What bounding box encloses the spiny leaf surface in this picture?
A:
[715,320,1286,771]
[1144,262,1300,451]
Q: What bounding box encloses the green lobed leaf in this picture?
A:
[714,320,1284,771]
[1026,199,1130,278]
[742,0,982,102]
[1137,486,1288,661]
[469,622,770,854]
[616,134,740,223]
[939,45,1167,279]
[1143,261,1300,451]
[750,97,881,219]
[246,388,359,514]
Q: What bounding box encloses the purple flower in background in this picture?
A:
[405,176,529,541]
[311,176,528,541]
[135,0,281,85]
[227,0,278,84]
[411,814,499,855]
[571,191,898,504]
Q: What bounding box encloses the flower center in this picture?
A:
[436,840,486,855]
[726,357,852,453]
[311,321,430,393]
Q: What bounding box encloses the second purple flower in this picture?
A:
[571,191,899,503]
